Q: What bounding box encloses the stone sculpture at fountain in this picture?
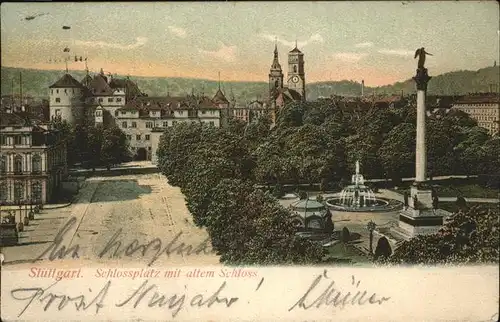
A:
[326,161,401,212]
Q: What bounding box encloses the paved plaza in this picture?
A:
[1,173,219,267]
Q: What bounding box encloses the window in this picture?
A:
[0,135,6,145]
[99,98,103,103]
[121,111,126,115]
[115,111,119,117]
[31,181,42,203]
[202,111,206,115]
[14,181,24,201]
[55,109,62,116]
[0,181,7,202]
[14,136,22,145]
[126,135,132,140]
[32,154,42,174]
[132,122,137,128]
[145,135,150,141]
[146,122,153,128]
[55,98,61,103]
[172,121,177,126]
[0,155,6,173]
[72,89,74,94]
[117,98,122,102]
[51,90,53,95]
[56,89,59,94]
[293,65,297,73]
[163,122,168,127]
[64,89,67,94]
[148,147,152,151]
[136,135,141,140]
[108,98,114,102]
[209,121,215,127]
[122,121,127,128]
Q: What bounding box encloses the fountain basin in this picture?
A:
[326,197,402,212]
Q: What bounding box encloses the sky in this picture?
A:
[1,1,499,86]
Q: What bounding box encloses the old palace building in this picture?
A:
[0,110,67,205]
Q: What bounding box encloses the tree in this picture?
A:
[204,179,325,264]
[50,119,77,165]
[391,206,499,264]
[378,123,416,183]
[341,227,351,251]
[86,125,105,171]
[453,127,490,176]
[456,196,467,210]
[374,236,392,261]
[101,126,130,169]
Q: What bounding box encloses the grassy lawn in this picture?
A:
[435,184,498,198]
[323,242,371,264]
[439,202,499,213]
[389,182,498,199]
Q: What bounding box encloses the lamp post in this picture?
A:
[367,220,376,255]
[17,199,24,232]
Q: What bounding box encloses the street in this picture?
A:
[1,173,219,267]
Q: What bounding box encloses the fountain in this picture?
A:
[326,161,402,212]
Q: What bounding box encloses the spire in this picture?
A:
[271,41,281,69]
[218,71,221,90]
[274,36,278,53]
[65,60,68,74]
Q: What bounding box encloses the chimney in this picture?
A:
[361,80,365,97]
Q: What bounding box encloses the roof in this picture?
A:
[0,111,43,127]
[49,74,85,89]
[291,199,325,210]
[120,95,219,114]
[109,78,143,99]
[212,89,229,104]
[453,95,499,105]
[289,46,302,54]
[81,74,93,88]
[88,74,114,96]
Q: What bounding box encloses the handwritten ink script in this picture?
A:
[9,270,391,318]
[34,216,215,265]
[11,277,245,318]
[289,270,391,311]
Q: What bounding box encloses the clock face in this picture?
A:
[292,76,299,83]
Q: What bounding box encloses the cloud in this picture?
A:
[354,42,374,48]
[199,43,237,62]
[167,25,187,38]
[75,37,148,50]
[333,52,368,63]
[261,33,324,48]
[378,49,414,57]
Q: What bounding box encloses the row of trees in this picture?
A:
[156,98,498,265]
[258,99,499,186]
[157,122,326,265]
[51,120,131,170]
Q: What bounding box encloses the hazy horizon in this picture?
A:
[2,2,499,86]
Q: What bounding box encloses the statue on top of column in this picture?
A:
[414,47,433,69]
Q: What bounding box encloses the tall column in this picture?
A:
[413,68,431,183]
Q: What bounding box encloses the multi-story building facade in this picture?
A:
[116,95,222,161]
[0,111,67,205]
[451,93,500,135]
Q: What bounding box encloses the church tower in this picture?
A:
[269,41,284,97]
[287,42,306,101]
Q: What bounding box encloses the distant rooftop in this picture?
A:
[49,73,84,89]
